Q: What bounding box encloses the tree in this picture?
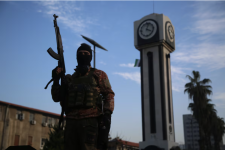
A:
[201,99,217,150]
[212,117,225,150]
[184,70,212,150]
[187,89,225,150]
[43,124,64,150]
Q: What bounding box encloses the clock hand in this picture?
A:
[144,24,149,31]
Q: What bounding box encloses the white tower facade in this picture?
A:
[134,13,177,150]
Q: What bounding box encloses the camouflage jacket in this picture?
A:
[51,67,115,119]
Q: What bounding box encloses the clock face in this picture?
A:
[138,20,157,40]
[166,22,174,42]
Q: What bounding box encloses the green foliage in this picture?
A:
[43,124,64,150]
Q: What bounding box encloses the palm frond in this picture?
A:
[202,85,212,89]
[184,82,194,89]
[200,78,212,85]
[206,99,212,103]
[186,75,194,82]
[192,70,200,82]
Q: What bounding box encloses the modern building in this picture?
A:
[178,144,185,150]
[183,114,223,150]
[108,137,139,150]
[183,114,200,150]
[0,100,65,150]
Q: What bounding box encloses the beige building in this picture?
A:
[0,100,65,150]
[0,100,140,150]
[108,137,139,150]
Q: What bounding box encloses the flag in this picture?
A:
[134,59,141,67]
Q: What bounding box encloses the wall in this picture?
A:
[0,104,61,150]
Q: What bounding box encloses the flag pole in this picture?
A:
[94,45,96,68]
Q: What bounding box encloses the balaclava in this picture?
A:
[76,43,92,75]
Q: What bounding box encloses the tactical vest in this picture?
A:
[67,68,102,109]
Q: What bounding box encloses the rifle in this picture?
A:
[44,14,66,130]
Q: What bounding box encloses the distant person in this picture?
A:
[51,43,115,150]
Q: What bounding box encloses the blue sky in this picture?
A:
[0,1,225,145]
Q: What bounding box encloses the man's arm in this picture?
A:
[51,68,71,103]
[51,82,61,102]
[97,70,115,114]
[96,70,115,150]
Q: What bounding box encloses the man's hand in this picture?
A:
[97,112,111,150]
[52,67,63,80]
[52,67,64,86]
[99,112,111,127]
[56,67,63,74]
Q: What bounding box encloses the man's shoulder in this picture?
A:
[92,68,109,80]
[92,68,107,77]
[65,74,72,77]
[65,74,73,82]
[66,68,108,79]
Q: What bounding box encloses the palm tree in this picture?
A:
[201,99,217,150]
[43,124,64,150]
[187,102,215,150]
[212,117,225,150]
[184,70,212,150]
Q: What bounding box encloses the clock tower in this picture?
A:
[134,13,178,150]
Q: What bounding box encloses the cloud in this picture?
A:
[174,2,225,71]
[173,43,225,70]
[171,66,191,92]
[113,72,140,84]
[191,3,225,35]
[213,99,225,109]
[214,92,225,100]
[37,10,42,13]
[119,63,134,68]
[99,61,106,65]
[113,65,190,92]
[36,1,98,36]
[171,66,186,75]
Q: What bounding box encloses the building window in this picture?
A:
[52,118,55,124]
[14,135,20,146]
[16,110,25,120]
[30,113,35,121]
[42,116,47,123]
[55,119,59,125]
[48,117,52,124]
[16,110,22,119]
[41,138,48,149]
[28,136,32,146]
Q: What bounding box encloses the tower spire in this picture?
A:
[153,0,154,14]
